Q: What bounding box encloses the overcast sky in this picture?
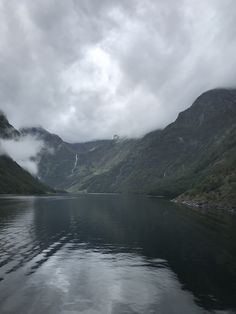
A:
[0,0,236,142]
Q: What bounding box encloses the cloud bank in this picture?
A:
[0,0,236,142]
[0,136,44,175]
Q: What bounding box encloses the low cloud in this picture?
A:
[0,1,236,141]
[0,135,44,175]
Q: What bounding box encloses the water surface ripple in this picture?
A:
[0,194,236,314]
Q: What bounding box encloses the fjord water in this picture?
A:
[0,195,235,314]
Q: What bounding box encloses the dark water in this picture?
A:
[0,194,236,314]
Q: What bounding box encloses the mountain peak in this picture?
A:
[21,127,64,146]
[193,88,236,108]
[174,88,236,131]
[0,111,20,139]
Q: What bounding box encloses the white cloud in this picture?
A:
[0,135,44,175]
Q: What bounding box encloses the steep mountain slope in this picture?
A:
[76,89,236,209]
[176,124,236,210]
[21,127,77,188]
[0,111,20,139]
[0,113,50,194]
[21,127,137,191]
[20,88,236,209]
[65,137,137,192]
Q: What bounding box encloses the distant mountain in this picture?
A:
[21,127,137,191]
[0,113,50,194]
[65,137,137,192]
[21,127,77,188]
[21,89,236,210]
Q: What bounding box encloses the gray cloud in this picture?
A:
[0,0,236,142]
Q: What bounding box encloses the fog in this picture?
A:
[0,135,44,175]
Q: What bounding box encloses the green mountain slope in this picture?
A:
[66,137,137,192]
[77,89,236,209]
[176,125,236,210]
[0,113,50,194]
[21,89,236,209]
[21,127,137,192]
[0,155,49,194]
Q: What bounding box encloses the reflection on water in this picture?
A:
[0,194,235,314]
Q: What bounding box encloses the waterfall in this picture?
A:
[71,154,79,174]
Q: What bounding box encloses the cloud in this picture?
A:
[0,0,236,142]
[0,135,44,175]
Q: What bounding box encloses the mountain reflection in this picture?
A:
[0,194,236,313]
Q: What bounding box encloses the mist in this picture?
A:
[0,135,44,175]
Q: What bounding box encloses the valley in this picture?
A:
[0,88,235,211]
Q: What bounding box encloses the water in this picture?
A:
[0,194,235,314]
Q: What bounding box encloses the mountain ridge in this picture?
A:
[17,88,236,210]
[71,89,236,210]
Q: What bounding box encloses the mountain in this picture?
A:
[21,88,236,210]
[0,111,20,139]
[65,137,137,192]
[21,127,137,192]
[0,113,50,194]
[75,89,236,210]
[175,123,236,210]
[20,127,77,188]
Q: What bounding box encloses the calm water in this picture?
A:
[0,194,236,314]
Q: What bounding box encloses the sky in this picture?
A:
[0,0,236,142]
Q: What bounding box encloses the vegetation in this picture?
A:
[76,89,236,210]
[0,156,49,194]
[18,89,236,209]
